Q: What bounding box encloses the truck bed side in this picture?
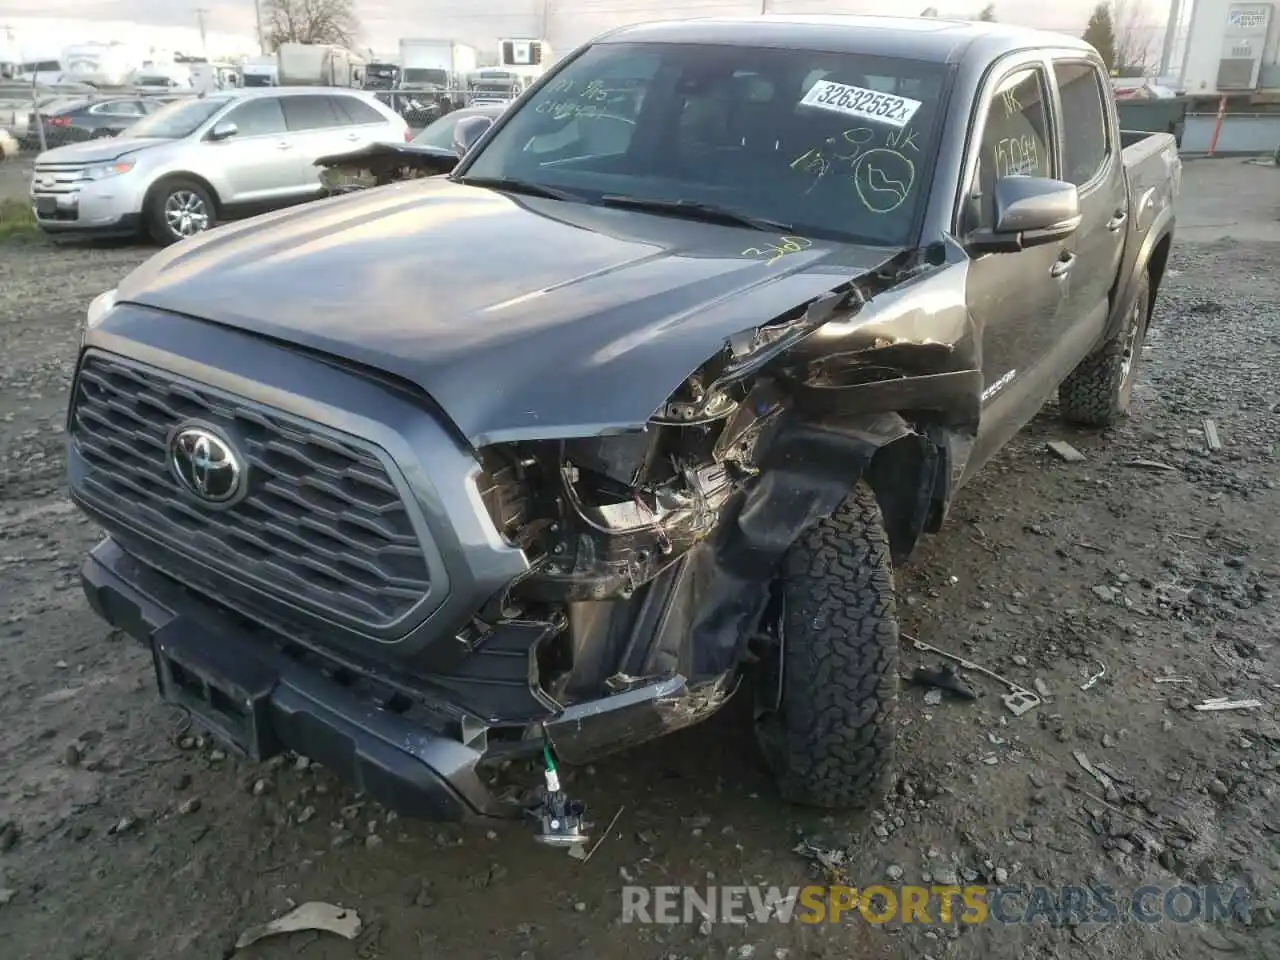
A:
[1104,131,1181,342]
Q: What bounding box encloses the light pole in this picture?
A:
[253,0,265,54]
[1158,0,1181,77]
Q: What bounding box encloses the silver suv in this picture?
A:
[30,87,410,245]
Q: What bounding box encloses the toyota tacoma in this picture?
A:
[67,16,1179,833]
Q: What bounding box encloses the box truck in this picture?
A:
[398,38,477,92]
[277,43,365,87]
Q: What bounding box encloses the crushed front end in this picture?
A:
[67,241,970,826]
[65,304,785,824]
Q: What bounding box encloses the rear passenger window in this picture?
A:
[332,96,386,125]
[1053,62,1109,186]
[280,95,342,131]
[222,97,286,137]
[967,68,1052,228]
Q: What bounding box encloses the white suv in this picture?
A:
[31,87,411,245]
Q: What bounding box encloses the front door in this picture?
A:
[960,62,1070,479]
[208,96,300,203]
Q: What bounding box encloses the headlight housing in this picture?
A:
[85,288,117,331]
[84,158,136,181]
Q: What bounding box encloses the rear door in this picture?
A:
[1049,59,1127,358]
[331,93,402,147]
[207,96,298,202]
[279,94,352,192]
[958,58,1071,479]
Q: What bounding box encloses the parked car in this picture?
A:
[315,102,508,193]
[68,16,1178,835]
[31,86,410,244]
[411,103,507,150]
[22,96,163,149]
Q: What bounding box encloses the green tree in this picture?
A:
[1082,2,1118,71]
[264,0,359,50]
[977,3,997,21]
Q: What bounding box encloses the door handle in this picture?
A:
[1106,210,1128,232]
[344,133,360,141]
[275,141,292,150]
[1050,253,1075,278]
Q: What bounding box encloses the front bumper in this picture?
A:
[83,536,516,822]
[35,211,142,237]
[31,176,144,235]
[83,535,728,821]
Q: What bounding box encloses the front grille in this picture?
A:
[70,352,432,630]
[32,162,90,196]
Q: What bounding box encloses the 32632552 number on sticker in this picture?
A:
[799,81,923,129]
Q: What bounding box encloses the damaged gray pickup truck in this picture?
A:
[68,16,1179,837]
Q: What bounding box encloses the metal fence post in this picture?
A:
[30,73,46,153]
[1207,95,1227,158]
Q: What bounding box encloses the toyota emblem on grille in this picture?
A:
[169,425,245,504]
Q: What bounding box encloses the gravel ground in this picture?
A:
[0,160,1277,960]
[0,156,33,205]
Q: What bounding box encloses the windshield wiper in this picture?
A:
[598,195,793,233]
[453,176,580,202]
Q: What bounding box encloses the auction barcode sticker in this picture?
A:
[799,80,922,128]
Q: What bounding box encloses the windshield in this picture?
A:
[124,96,229,138]
[403,68,447,87]
[462,42,948,246]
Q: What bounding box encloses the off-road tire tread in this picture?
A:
[1058,273,1151,428]
[775,481,898,810]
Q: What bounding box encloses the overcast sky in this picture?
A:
[2,0,1170,60]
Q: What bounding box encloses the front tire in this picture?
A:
[756,482,899,810]
[1058,272,1151,428]
[146,178,215,246]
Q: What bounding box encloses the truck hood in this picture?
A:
[115,178,902,446]
[39,136,168,165]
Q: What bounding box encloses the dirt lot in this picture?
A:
[0,160,1277,960]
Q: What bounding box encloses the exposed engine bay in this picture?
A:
[316,144,458,195]
[460,247,979,762]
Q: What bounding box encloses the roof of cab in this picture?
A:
[596,14,1096,64]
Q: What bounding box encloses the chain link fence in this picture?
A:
[372,89,508,129]
[0,82,506,157]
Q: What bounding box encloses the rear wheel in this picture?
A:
[1058,272,1151,428]
[755,482,899,810]
[146,178,215,246]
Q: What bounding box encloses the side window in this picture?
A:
[280,95,343,131]
[332,96,386,126]
[967,67,1052,228]
[1053,62,1109,186]
[222,97,287,137]
[93,101,143,117]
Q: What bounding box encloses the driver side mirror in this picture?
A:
[452,115,493,157]
[967,176,1082,254]
[208,120,238,142]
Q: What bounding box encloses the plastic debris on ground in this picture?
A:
[234,902,361,951]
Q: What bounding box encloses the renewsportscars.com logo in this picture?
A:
[621,884,1252,926]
